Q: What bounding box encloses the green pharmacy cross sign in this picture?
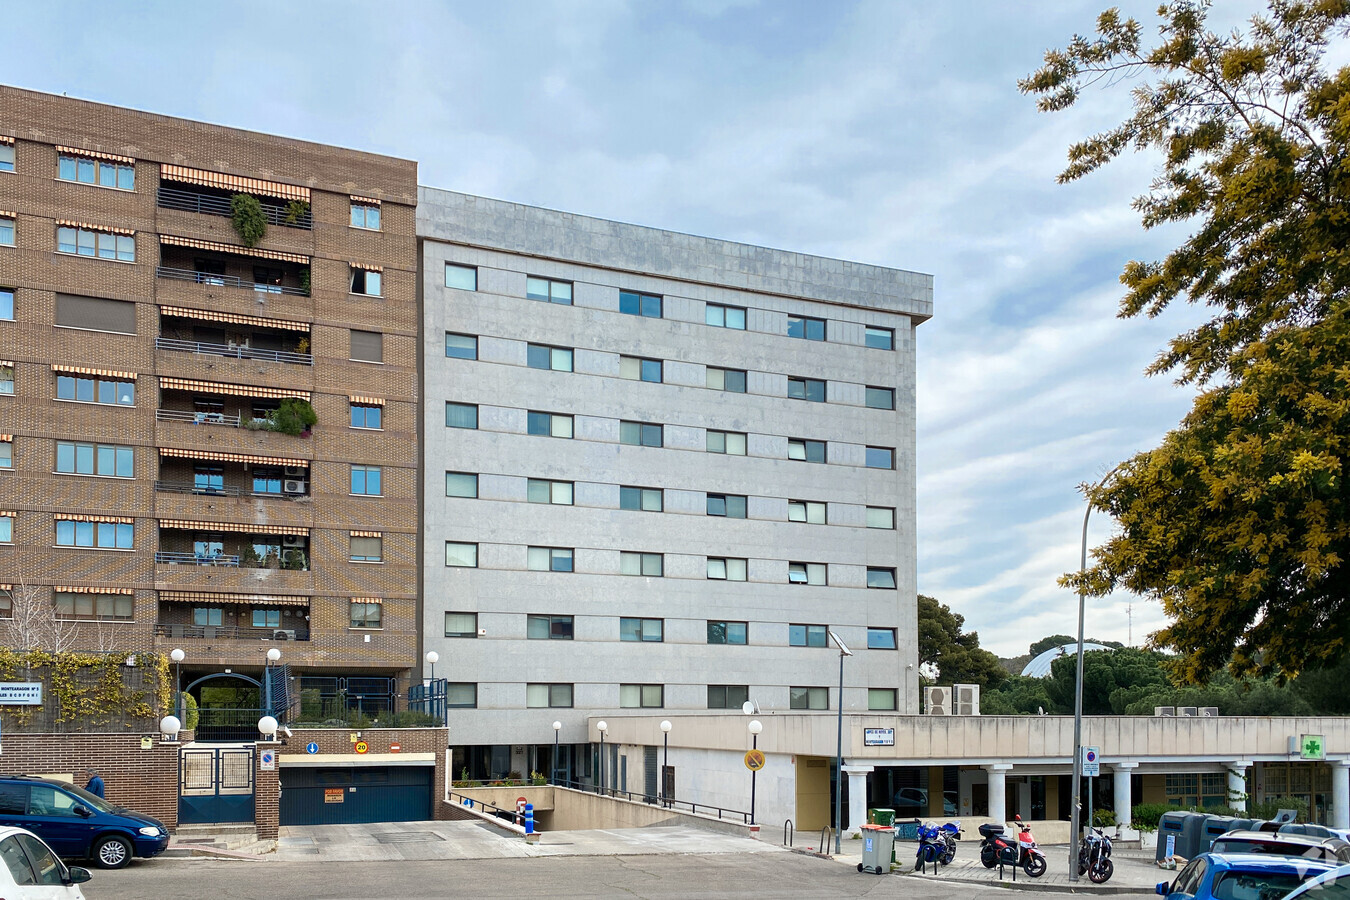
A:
[1300,735,1326,761]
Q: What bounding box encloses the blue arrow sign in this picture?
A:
[306,742,319,754]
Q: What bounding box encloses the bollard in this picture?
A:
[524,802,535,834]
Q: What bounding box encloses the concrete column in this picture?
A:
[1227,762,1253,813]
[1113,762,1137,827]
[842,765,874,837]
[1332,761,1350,830]
[986,764,1012,821]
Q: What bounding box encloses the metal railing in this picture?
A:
[153,623,310,641]
[155,480,245,497]
[447,790,525,828]
[550,778,751,823]
[156,265,309,297]
[156,408,242,427]
[154,335,313,366]
[155,551,241,567]
[157,184,313,229]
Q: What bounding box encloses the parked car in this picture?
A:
[0,825,92,897]
[1277,862,1350,900]
[892,788,958,816]
[0,776,169,869]
[1156,853,1339,900]
[1210,832,1350,864]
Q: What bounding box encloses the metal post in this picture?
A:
[599,731,605,795]
[663,731,669,807]
[751,732,758,825]
[835,649,844,854]
[554,730,560,784]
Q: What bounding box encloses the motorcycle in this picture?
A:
[916,822,946,870]
[939,821,962,865]
[979,816,1047,877]
[1078,825,1115,884]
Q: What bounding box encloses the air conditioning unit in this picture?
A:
[272,629,297,641]
[1178,706,1199,717]
[1200,707,1219,717]
[283,480,307,495]
[1154,707,1176,717]
[924,686,950,716]
[282,535,305,548]
[954,683,981,716]
[284,466,307,478]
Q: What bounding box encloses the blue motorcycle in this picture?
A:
[939,821,962,865]
[916,822,945,871]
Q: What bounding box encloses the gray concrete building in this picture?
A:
[418,188,931,783]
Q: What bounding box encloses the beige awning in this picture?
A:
[350,195,380,205]
[159,519,310,537]
[160,164,309,202]
[56,219,135,237]
[0,211,14,219]
[159,447,309,468]
[55,586,135,595]
[56,145,134,164]
[0,511,15,518]
[159,305,309,333]
[349,530,382,538]
[54,513,134,525]
[349,261,383,272]
[52,364,137,380]
[158,590,309,607]
[0,584,10,591]
[351,596,383,605]
[156,377,309,401]
[0,361,12,369]
[160,234,309,265]
[0,435,11,442]
[348,395,384,406]
[0,136,13,146]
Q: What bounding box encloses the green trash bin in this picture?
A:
[870,808,896,827]
[858,824,895,874]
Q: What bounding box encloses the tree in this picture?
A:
[982,675,1058,715]
[1022,1,1350,680]
[1044,647,1171,715]
[916,595,1008,688]
[3,577,77,653]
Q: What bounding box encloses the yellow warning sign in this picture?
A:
[354,740,369,754]
[324,788,344,804]
[744,749,765,771]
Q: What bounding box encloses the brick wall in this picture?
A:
[255,739,280,840]
[283,727,450,822]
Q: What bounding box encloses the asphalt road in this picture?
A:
[81,853,1026,900]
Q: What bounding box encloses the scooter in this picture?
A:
[1078,825,1114,883]
[939,821,962,865]
[978,816,1047,877]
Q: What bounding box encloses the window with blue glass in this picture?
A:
[620,356,662,383]
[619,289,661,318]
[619,420,662,447]
[55,441,133,477]
[865,386,895,410]
[350,202,381,230]
[707,620,748,644]
[0,288,12,320]
[787,377,825,402]
[56,226,134,261]
[351,465,382,495]
[253,467,283,495]
[58,153,135,190]
[194,465,224,493]
[0,217,13,247]
[865,326,894,350]
[706,303,746,330]
[56,519,133,549]
[867,627,897,650]
[789,623,828,647]
[445,333,477,359]
[527,277,572,304]
[865,446,894,469]
[0,515,11,542]
[0,142,13,173]
[55,374,134,406]
[350,402,382,429]
[787,315,825,341]
[446,402,478,429]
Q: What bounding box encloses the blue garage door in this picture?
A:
[279,766,433,825]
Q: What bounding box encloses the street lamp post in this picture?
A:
[660,720,672,807]
[170,648,185,720]
[829,631,853,854]
[552,721,562,786]
[748,719,762,825]
[597,721,608,796]
[263,647,280,715]
[424,650,438,684]
[424,651,441,724]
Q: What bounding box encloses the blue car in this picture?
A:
[1157,853,1340,900]
[0,776,169,869]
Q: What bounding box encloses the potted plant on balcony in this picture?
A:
[284,199,310,226]
[230,193,267,247]
[272,397,317,437]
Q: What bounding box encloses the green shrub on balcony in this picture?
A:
[284,200,310,226]
[272,398,317,437]
[230,193,267,247]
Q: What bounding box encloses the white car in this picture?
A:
[0,826,92,898]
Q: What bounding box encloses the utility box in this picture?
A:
[859,824,895,875]
[1157,811,1206,861]
[869,808,896,827]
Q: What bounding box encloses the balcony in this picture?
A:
[157,184,313,230]
[156,265,309,297]
[154,336,312,366]
[156,408,243,427]
[156,550,241,567]
[153,623,310,642]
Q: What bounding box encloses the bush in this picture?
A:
[271,398,317,436]
[383,710,443,728]
[230,193,267,247]
[1249,796,1310,821]
[1131,803,1174,832]
[1091,808,1116,827]
[284,200,310,225]
[182,692,199,731]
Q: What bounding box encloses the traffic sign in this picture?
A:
[354,740,369,754]
[744,749,765,771]
[305,742,319,754]
[1082,746,1100,777]
[260,749,276,771]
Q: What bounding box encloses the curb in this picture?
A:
[163,843,269,861]
[911,872,1149,894]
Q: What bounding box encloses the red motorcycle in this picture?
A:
[978,816,1047,877]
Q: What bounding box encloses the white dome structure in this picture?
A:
[1021,642,1115,678]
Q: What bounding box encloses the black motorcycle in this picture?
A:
[1078,825,1114,883]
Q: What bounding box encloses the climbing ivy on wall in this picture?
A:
[0,650,170,728]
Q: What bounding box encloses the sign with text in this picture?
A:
[0,683,42,706]
[1082,747,1100,777]
[324,788,344,804]
[863,728,895,747]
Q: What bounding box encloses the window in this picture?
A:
[865,386,895,410]
[708,685,750,709]
[868,688,898,711]
[620,486,663,512]
[349,535,383,562]
[788,562,827,585]
[0,514,11,542]
[56,519,133,549]
[254,266,283,294]
[56,225,134,261]
[619,421,663,447]
[350,202,381,230]
[867,567,898,589]
[866,507,895,529]
[787,315,826,341]
[705,303,746,330]
[446,402,478,429]
[0,142,12,173]
[446,683,477,709]
[252,467,282,495]
[788,500,826,524]
[445,542,478,567]
[866,446,895,469]
[0,441,7,471]
[526,410,573,438]
[527,683,574,708]
[527,479,573,505]
[54,590,133,620]
[0,363,12,395]
[619,290,662,318]
[195,465,225,494]
[620,552,663,577]
[349,266,381,296]
[445,612,478,638]
[350,600,382,629]
[55,441,133,478]
[445,333,477,359]
[620,684,664,708]
[0,217,11,247]
[867,627,898,650]
[527,343,573,372]
[788,439,826,463]
[350,465,382,495]
[350,402,382,429]
[865,326,894,350]
[527,546,574,572]
[55,373,134,406]
[707,621,748,645]
[787,377,826,402]
[53,294,135,333]
[527,614,574,640]
[790,686,829,710]
[620,617,663,642]
[349,329,383,363]
[446,472,478,498]
[789,624,828,647]
[706,367,746,393]
[707,557,747,581]
[193,607,222,627]
[707,493,747,518]
[58,152,134,190]
[527,277,572,304]
[707,430,747,455]
[620,356,663,383]
[445,264,477,291]
[0,288,12,320]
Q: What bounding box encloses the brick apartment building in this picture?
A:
[0,86,419,730]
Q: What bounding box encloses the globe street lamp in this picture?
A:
[424,650,439,684]
[170,648,185,720]
[159,715,181,741]
[552,720,563,786]
[660,720,672,807]
[829,631,853,854]
[263,647,281,715]
[257,715,278,741]
[597,721,609,796]
[748,719,763,825]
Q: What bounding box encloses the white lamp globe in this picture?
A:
[257,715,279,738]
[748,720,763,735]
[552,721,562,731]
[425,650,439,664]
[597,720,608,734]
[159,715,182,738]
[266,647,281,662]
[660,720,672,733]
[170,648,185,663]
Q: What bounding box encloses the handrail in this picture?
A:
[447,790,525,827]
[155,265,309,297]
[155,480,245,497]
[153,623,310,641]
[154,335,313,366]
[156,408,242,427]
[157,184,313,229]
[155,551,241,567]
[549,778,750,824]
[784,818,794,847]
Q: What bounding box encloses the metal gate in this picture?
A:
[279,766,432,825]
[179,746,256,824]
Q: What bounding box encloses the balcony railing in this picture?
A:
[154,480,246,497]
[156,265,309,298]
[153,623,310,641]
[155,335,313,366]
[156,551,241,567]
[156,408,244,427]
[157,185,313,229]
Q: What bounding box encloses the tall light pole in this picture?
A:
[597,721,608,796]
[748,719,762,825]
[424,650,438,684]
[829,631,852,854]
[660,720,672,807]
[552,721,562,785]
[424,650,441,724]
[263,647,280,715]
[170,648,185,720]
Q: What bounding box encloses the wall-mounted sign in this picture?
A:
[140,737,153,750]
[324,788,344,804]
[389,742,401,753]
[0,683,42,706]
[260,749,276,771]
[354,741,369,754]
[1301,735,1326,760]
[744,749,765,771]
[863,728,895,747]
